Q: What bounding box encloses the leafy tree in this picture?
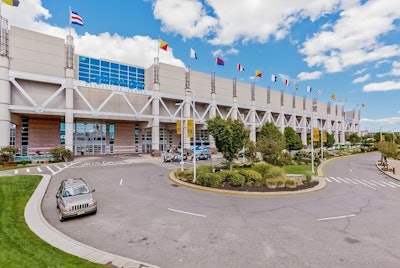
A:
[243,138,257,165]
[0,146,19,163]
[256,122,288,166]
[206,115,248,169]
[375,141,399,163]
[284,127,303,151]
[347,133,361,145]
[325,132,335,148]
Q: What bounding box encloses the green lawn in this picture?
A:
[283,164,313,174]
[0,175,104,267]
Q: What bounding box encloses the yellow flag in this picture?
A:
[2,0,19,6]
[187,119,193,138]
[313,128,320,141]
[176,120,181,135]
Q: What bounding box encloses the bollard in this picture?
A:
[393,167,395,174]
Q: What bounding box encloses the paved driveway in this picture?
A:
[42,152,400,268]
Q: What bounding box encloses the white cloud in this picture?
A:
[354,68,367,75]
[363,80,400,92]
[352,74,370,83]
[361,116,400,131]
[297,71,322,80]
[300,0,400,72]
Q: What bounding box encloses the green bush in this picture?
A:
[175,169,193,181]
[228,173,246,187]
[238,169,263,186]
[49,147,72,162]
[218,170,237,182]
[285,179,296,187]
[196,172,223,188]
[266,166,286,179]
[196,164,213,175]
[0,146,19,163]
[304,170,313,183]
[252,162,273,178]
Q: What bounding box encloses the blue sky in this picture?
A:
[2,0,400,133]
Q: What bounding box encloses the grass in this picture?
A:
[0,175,104,268]
[283,164,313,174]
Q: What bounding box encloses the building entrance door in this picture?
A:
[74,123,106,155]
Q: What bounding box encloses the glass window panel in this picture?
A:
[137,68,144,74]
[79,56,89,64]
[101,60,110,68]
[120,65,127,71]
[111,62,119,70]
[129,66,137,73]
[90,58,100,66]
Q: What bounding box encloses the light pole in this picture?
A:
[175,102,184,171]
[311,104,317,174]
[192,94,197,183]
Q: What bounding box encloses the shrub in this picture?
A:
[266,179,277,188]
[276,178,285,188]
[218,170,237,182]
[304,170,313,183]
[196,164,213,175]
[175,169,193,181]
[49,147,72,162]
[266,166,286,179]
[285,179,296,188]
[0,146,19,163]
[252,162,273,178]
[228,173,246,187]
[238,169,263,186]
[196,172,223,188]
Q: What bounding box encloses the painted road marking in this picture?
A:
[353,179,377,190]
[168,208,207,218]
[120,178,124,186]
[317,214,356,221]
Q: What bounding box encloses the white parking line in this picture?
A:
[46,166,55,174]
[168,208,207,218]
[378,181,397,188]
[386,181,400,187]
[120,178,124,186]
[55,165,63,171]
[353,179,377,190]
[336,177,350,184]
[329,177,342,183]
[370,180,387,187]
[37,167,42,172]
[344,177,358,184]
[317,214,356,221]
[14,169,18,174]
[26,168,30,173]
[360,179,377,186]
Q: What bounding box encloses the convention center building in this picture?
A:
[0,22,360,157]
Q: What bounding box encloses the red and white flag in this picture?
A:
[284,78,290,86]
[237,63,244,71]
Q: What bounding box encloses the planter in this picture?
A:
[2,163,17,167]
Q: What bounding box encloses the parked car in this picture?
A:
[56,178,97,222]
[192,151,211,161]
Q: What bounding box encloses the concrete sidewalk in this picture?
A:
[376,158,400,181]
[24,174,160,268]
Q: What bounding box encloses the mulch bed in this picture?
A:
[179,178,319,192]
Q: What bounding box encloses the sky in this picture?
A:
[2,0,400,133]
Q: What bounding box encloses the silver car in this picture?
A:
[56,178,97,222]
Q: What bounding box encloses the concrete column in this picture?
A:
[65,69,74,153]
[0,56,10,147]
[301,111,307,147]
[232,97,238,120]
[184,90,191,150]
[250,100,256,142]
[209,92,216,149]
[279,106,285,133]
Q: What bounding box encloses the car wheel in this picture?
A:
[91,209,97,215]
[59,212,65,222]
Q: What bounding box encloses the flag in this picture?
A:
[237,63,244,71]
[271,75,277,82]
[295,83,299,90]
[2,0,19,6]
[160,39,168,51]
[284,78,290,86]
[255,69,262,78]
[216,57,224,66]
[190,48,197,59]
[330,94,336,100]
[70,11,84,26]
[306,86,312,93]
[361,103,366,108]
[316,89,322,96]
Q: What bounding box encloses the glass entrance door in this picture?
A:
[74,123,106,155]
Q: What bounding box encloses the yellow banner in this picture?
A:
[322,132,327,142]
[313,128,320,141]
[176,120,181,135]
[187,119,194,138]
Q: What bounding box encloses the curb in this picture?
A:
[24,174,160,268]
[169,171,326,196]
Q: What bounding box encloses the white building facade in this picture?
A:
[0,24,360,156]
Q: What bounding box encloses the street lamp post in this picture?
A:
[192,96,197,183]
[311,104,317,174]
[175,102,184,171]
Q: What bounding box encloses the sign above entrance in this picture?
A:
[78,56,145,91]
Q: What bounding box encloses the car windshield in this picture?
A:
[65,185,89,196]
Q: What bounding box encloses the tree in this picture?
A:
[0,146,18,163]
[206,115,248,169]
[256,122,288,166]
[243,138,257,165]
[375,141,399,163]
[347,133,361,145]
[284,127,303,151]
[325,133,335,148]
